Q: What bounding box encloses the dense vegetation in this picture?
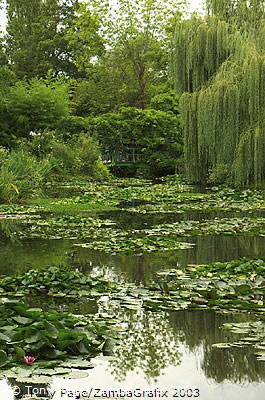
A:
[0,1,265,390]
[0,0,263,191]
[175,0,265,186]
[0,0,185,198]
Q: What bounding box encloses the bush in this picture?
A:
[87,107,183,177]
[77,135,108,178]
[49,141,81,176]
[20,131,109,181]
[0,150,51,202]
[55,116,90,139]
[0,77,70,146]
[150,91,180,114]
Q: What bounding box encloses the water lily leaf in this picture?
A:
[212,343,231,348]
[14,347,25,361]
[45,349,67,360]
[44,321,58,339]
[7,366,33,378]
[17,375,51,384]
[0,350,8,366]
[233,284,251,295]
[12,316,32,325]
[36,360,61,368]
[66,370,89,379]
[0,332,11,342]
[60,359,93,369]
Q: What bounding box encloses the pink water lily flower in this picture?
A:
[24,356,36,364]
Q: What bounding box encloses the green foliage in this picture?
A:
[145,258,265,316]
[6,0,79,78]
[0,67,16,95]
[55,115,90,138]
[49,141,80,175]
[0,266,116,296]
[23,131,109,180]
[0,149,51,203]
[64,2,105,74]
[205,0,265,30]
[173,16,230,93]
[0,298,112,369]
[72,77,118,116]
[150,91,180,113]
[0,78,70,146]
[75,236,193,255]
[208,163,231,185]
[88,107,182,177]
[69,0,183,112]
[174,4,265,187]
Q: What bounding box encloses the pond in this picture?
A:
[0,184,265,399]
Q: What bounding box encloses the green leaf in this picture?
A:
[0,350,8,366]
[0,332,11,342]
[12,316,32,325]
[14,347,26,362]
[44,321,58,339]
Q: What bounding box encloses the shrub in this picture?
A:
[20,131,109,181]
[55,116,90,139]
[0,150,51,202]
[87,107,183,177]
[78,135,109,178]
[150,91,180,114]
[49,141,81,176]
[0,78,70,146]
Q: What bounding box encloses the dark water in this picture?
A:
[1,210,265,399]
[2,234,265,284]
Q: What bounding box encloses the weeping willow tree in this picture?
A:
[205,0,265,31]
[173,0,265,187]
[172,16,230,93]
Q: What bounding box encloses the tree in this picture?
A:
[205,0,265,30]
[64,2,105,75]
[6,0,80,78]
[172,0,265,186]
[87,106,182,176]
[70,0,186,110]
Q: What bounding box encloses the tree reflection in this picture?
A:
[0,238,70,275]
[202,346,264,383]
[178,235,265,265]
[168,310,265,383]
[0,219,20,243]
[109,309,182,382]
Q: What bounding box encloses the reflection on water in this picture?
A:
[0,239,71,275]
[167,311,264,384]
[0,220,20,244]
[1,234,265,283]
[5,308,264,400]
[106,309,264,384]
[1,210,265,393]
[103,209,265,230]
[181,235,265,265]
[109,309,182,383]
[72,235,265,284]
[25,295,98,314]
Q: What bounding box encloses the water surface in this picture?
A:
[0,208,265,398]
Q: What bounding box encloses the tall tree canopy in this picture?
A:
[173,0,265,187]
[71,0,185,111]
[7,0,103,78]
